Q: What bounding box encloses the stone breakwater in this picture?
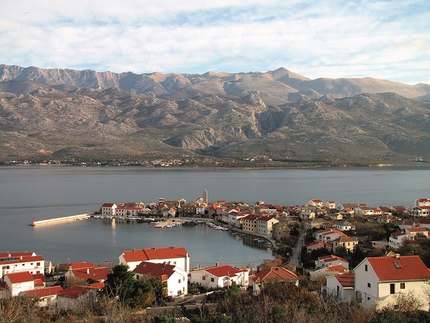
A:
[29,213,91,226]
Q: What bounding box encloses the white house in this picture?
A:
[21,286,64,307]
[325,273,355,303]
[314,229,346,243]
[415,198,430,207]
[57,286,99,310]
[228,211,251,227]
[101,203,117,216]
[0,251,45,279]
[326,200,336,209]
[315,255,349,270]
[333,221,353,232]
[119,246,190,273]
[3,272,38,296]
[257,216,279,235]
[388,231,409,249]
[308,199,323,208]
[133,262,188,297]
[354,255,430,310]
[190,264,249,289]
[411,206,430,217]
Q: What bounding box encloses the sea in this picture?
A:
[0,165,429,268]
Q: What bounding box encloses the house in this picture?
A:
[415,198,430,207]
[333,220,353,232]
[0,251,46,279]
[371,240,389,250]
[119,246,190,273]
[242,215,259,233]
[190,264,249,289]
[252,267,299,295]
[2,272,38,296]
[306,241,332,253]
[332,236,359,253]
[196,204,207,216]
[354,254,430,310]
[354,207,382,217]
[257,216,279,235]
[133,261,188,297]
[57,285,99,310]
[326,200,336,209]
[228,211,251,227]
[21,286,64,307]
[416,218,430,230]
[315,255,349,270]
[388,231,409,249]
[65,263,110,284]
[405,227,429,239]
[309,264,349,281]
[308,199,323,208]
[411,206,430,217]
[101,203,117,216]
[314,229,346,243]
[325,273,355,303]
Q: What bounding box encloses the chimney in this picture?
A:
[215,262,219,267]
[396,254,400,259]
[87,268,90,274]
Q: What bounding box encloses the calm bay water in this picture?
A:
[0,165,429,266]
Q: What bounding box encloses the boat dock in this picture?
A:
[30,213,91,226]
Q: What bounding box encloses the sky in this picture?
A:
[1,0,429,84]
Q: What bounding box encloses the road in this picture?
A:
[287,229,306,272]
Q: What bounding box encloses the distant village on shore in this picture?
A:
[2,188,430,313]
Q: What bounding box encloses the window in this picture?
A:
[390,283,395,294]
[202,276,206,281]
[365,264,368,272]
[400,283,405,289]
[211,278,214,282]
[178,279,181,283]
[367,283,371,288]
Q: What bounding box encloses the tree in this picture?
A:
[104,264,136,303]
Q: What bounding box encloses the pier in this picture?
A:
[30,213,91,226]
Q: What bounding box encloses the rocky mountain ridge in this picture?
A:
[1,65,430,163]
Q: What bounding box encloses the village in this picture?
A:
[2,189,430,317]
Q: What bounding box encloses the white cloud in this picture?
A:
[0,0,429,84]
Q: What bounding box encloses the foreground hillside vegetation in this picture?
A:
[1,65,430,163]
[2,275,430,323]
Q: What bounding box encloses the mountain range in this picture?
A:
[1,64,430,164]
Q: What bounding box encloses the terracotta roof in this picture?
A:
[418,218,430,224]
[366,255,430,281]
[257,215,276,222]
[133,262,176,280]
[325,264,348,272]
[72,267,110,281]
[123,246,188,262]
[0,251,35,258]
[0,254,44,265]
[71,262,94,270]
[203,265,241,278]
[334,273,355,287]
[406,227,428,233]
[333,236,358,243]
[5,271,35,283]
[58,286,94,299]
[102,203,116,207]
[254,267,298,283]
[23,286,64,297]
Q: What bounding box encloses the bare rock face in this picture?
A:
[1,64,430,162]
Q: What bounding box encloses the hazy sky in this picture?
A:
[1,0,429,84]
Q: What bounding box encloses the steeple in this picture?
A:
[202,188,208,204]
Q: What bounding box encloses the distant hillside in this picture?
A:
[1,69,430,163]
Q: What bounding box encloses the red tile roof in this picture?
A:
[72,267,110,281]
[23,286,64,298]
[367,255,430,281]
[5,271,35,283]
[203,265,241,278]
[123,246,188,262]
[254,267,298,283]
[71,262,94,270]
[133,262,176,280]
[0,254,44,265]
[334,273,355,287]
[58,286,94,299]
